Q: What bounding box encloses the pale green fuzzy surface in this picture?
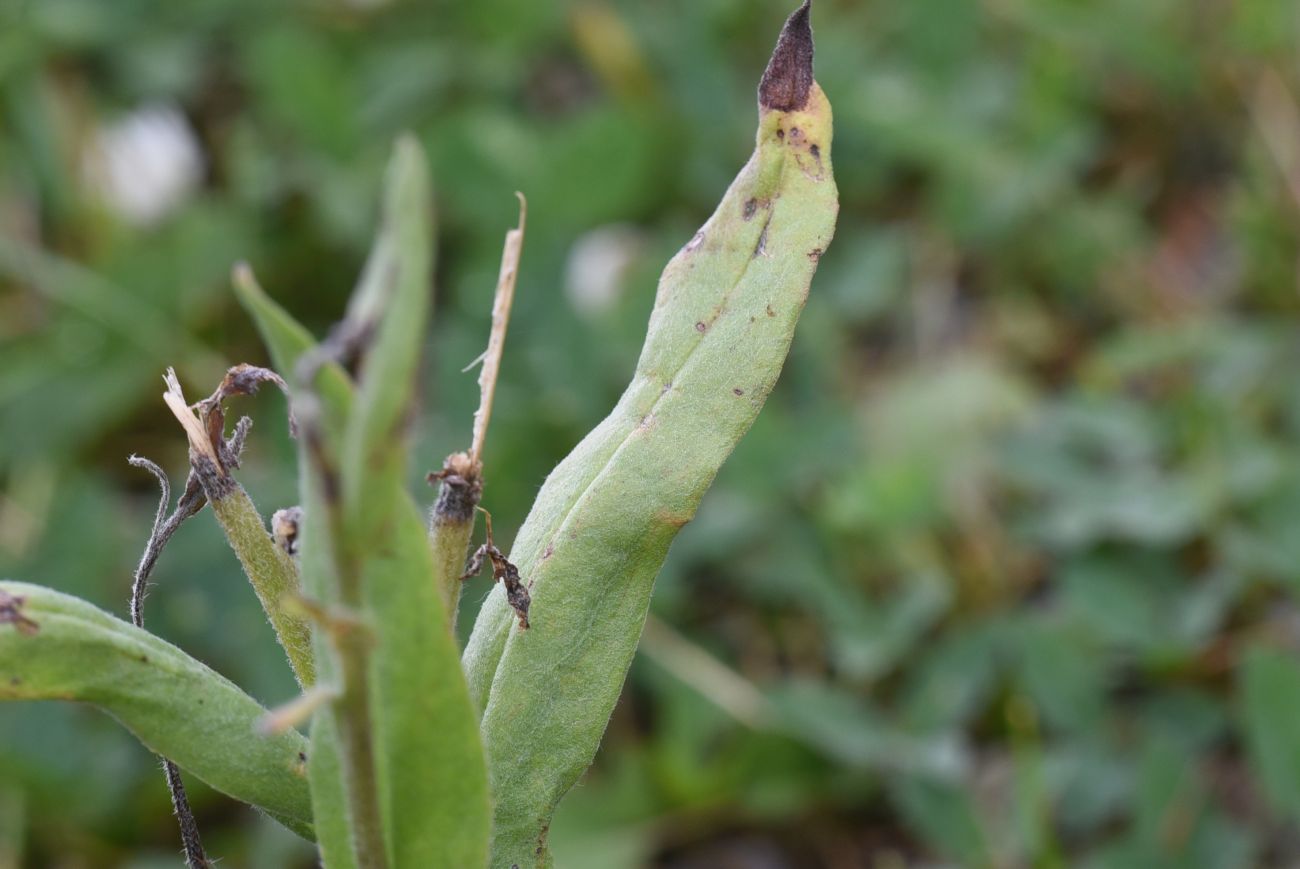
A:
[237,217,362,869]
[338,136,490,869]
[211,484,315,688]
[241,138,491,868]
[463,90,838,867]
[299,472,359,869]
[0,580,314,840]
[428,512,475,631]
[360,489,489,868]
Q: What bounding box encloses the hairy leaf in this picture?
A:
[233,255,360,868]
[340,136,490,869]
[463,5,838,865]
[242,138,491,867]
[0,581,313,839]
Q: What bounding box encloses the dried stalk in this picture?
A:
[127,456,211,869]
[429,194,526,623]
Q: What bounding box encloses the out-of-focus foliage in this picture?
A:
[0,0,1298,865]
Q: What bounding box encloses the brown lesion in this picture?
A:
[770,120,826,180]
[535,822,551,865]
[0,589,39,636]
[656,510,694,529]
[758,1,814,112]
[743,197,772,221]
[769,117,827,183]
[753,218,772,258]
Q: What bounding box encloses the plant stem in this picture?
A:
[209,483,315,687]
[160,367,316,688]
[127,456,211,869]
[428,195,525,626]
[333,635,387,869]
[428,455,480,624]
[469,193,526,470]
[300,399,390,869]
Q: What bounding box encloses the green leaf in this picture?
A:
[209,484,316,688]
[307,713,358,869]
[891,778,989,864]
[233,258,360,868]
[298,471,359,869]
[283,137,489,868]
[342,136,489,869]
[463,12,839,864]
[1240,646,1300,824]
[363,489,490,867]
[0,581,313,840]
[232,263,354,441]
[340,135,433,505]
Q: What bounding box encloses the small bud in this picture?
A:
[272,506,304,556]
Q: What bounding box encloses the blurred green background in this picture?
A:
[2,0,1300,865]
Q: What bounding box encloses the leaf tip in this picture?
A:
[758,0,815,113]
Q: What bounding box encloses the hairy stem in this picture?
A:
[299,382,389,869]
[160,367,316,687]
[334,634,386,869]
[428,456,480,624]
[208,482,315,687]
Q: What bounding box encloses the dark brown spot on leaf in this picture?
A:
[733,388,745,396]
[0,590,38,636]
[695,321,707,333]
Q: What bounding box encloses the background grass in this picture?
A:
[2,0,1299,865]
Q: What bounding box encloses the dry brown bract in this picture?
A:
[460,508,532,630]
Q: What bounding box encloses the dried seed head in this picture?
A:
[429,451,484,525]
